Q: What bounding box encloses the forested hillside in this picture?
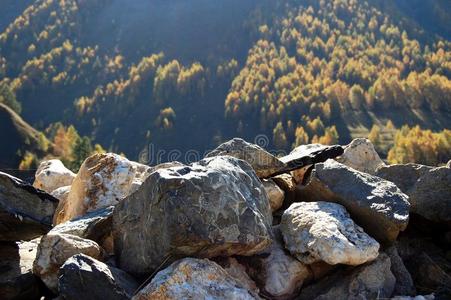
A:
[0,0,449,168]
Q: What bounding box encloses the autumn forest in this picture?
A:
[0,0,450,170]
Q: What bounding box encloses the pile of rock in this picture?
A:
[1,138,450,300]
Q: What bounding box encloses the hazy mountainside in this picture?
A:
[0,103,48,169]
[0,0,450,166]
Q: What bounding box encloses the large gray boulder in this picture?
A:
[376,163,433,193]
[298,253,396,300]
[296,160,410,243]
[407,166,451,223]
[0,172,58,241]
[377,164,451,223]
[280,202,380,265]
[59,254,139,300]
[206,138,286,178]
[132,258,260,300]
[0,239,42,300]
[113,156,273,275]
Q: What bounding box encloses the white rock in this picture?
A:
[132,258,260,300]
[262,179,285,212]
[336,138,385,174]
[280,201,380,265]
[57,153,151,224]
[32,233,103,293]
[33,160,75,193]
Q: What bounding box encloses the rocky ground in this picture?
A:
[1,138,450,300]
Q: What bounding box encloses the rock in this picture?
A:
[0,172,58,241]
[215,257,259,294]
[336,138,385,174]
[57,153,151,224]
[280,201,380,265]
[243,227,312,299]
[298,253,396,300]
[132,258,260,300]
[52,206,113,251]
[407,252,451,296]
[51,186,70,225]
[59,254,139,300]
[271,173,297,205]
[33,233,103,293]
[279,144,344,180]
[205,137,286,178]
[0,240,42,300]
[377,164,451,223]
[408,166,451,223]
[262,179,284,212]
[296,160,410,243]
[113,156,272,275]
[391,295,435,300]
[33,160,75,193]
[386,246,416,296]
[376,163,433,193]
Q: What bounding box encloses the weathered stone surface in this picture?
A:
[386,246,416,296]
[33,159,75,193]
[113,156,272,275]
[244,227,312,299]
[216,257,259,294]
[59,254,139,300]
[279,144,344,179]
[298,253,396,300]
[33,233,103,293]
[0,172,58,241]
[336,138,386,174]
[58,153,151,224]
[133,258,260,300]
[280,201,380,265]
[376,163,433,193]
[0,240,42,300]
[262,179,285,212]
[391,296,435,300]
[51,186,70,225]
[377,164,451,223]
[408,166,451,223]
[206,138,286,178]
[296,160,410,243]
[52,206,113,247]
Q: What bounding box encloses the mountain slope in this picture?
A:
[0,103,48,168]
[0,0,449,163]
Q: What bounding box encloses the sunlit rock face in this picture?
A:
[336,138,386,175]
[296,160,410,243]
[132,258,260,300]
[280,201,380,266]
[33,159,75,193]
[113,155,273,276]
[57,153,151,224]
[33,233,103,293]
